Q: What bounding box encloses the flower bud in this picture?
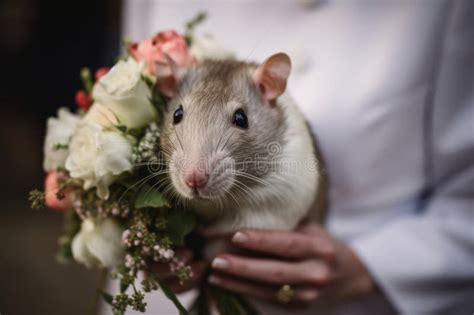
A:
[75,90,92,111]
[95,67,109,81]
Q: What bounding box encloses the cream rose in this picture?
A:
[71,217,125,268]
[92,58,157,129]
[65,122,133,199]
[84,102,119,129]
[190,34,235,61]
[43,107,81,171]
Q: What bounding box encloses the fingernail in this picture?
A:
[211,257,229,270]
[232,232,248,244]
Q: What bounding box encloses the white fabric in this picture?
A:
[107,0,474,314]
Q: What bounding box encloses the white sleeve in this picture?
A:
[351,1,474,314]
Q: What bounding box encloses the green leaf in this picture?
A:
[55,235,74,263]
[163,209,196,246]
[184,11,207,46]
[120,278,130,294]
[142,75,155,88]
[189,288,210,315]
[134,184,170,209]
[114,124,128,134]
[122,36,132,49]
[100,291,114,305]
[53,143,69,150]
[29,189,45,210]
[127,127,144,139]
[158,280,189,315]
[55,209,81,262]
[80,67,93,93]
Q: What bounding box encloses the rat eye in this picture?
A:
[232,108,248,129]
[173,105,184,125]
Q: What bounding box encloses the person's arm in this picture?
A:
[351,2,474,313]
[351,168,474,314]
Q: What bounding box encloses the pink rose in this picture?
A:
[129,30,195,76]
[44,171,73,211]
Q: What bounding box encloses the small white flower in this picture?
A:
[92,58,157,129]
[122,229,130,243]
[125,254,134,268]
[43,107,81,171]
[71,218,125,268]
[65,122,133,199]
[163,249,174,260]
[190,34,235,62]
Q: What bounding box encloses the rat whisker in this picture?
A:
[226,188,242,209]
[131,161,168,168]
[213,126,228,155]
[117,170,170,202]
[158,145,174,157]
[232,171,289,205]
[231,179,260,210]
[220,129,238,152]
[162,182,185,208]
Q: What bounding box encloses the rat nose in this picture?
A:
[184,171,209,189]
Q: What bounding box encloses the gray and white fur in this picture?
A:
[159,58,324,233]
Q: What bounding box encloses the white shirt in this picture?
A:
[112,0,474,314]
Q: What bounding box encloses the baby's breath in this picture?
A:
[132,122,160,164]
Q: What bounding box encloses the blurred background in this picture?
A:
[0,0,121,314]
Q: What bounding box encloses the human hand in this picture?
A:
[207,224,375,305]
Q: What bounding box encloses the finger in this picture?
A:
[296,223,327,236]
[296,225,337,262]
[231,229,336,261]
[211,254,331,286]
[169,261,208,293]
[208,274,319,304]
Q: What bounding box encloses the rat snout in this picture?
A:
[170,148,235,201]
[183,158,210,190]
[184,169,209,189]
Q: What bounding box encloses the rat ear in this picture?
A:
[155,54,188,98]
[253,53,291,103]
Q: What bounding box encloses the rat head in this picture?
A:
[159,53,291,206]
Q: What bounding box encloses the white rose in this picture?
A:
[72,218,125,268]
[43,107,81,171]
[92,58,157,129]
[84,102,119,129]
[65,122,133,199]
[190,34,236,61]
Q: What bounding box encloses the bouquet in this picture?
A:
[30,13,257,315]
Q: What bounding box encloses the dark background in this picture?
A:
[0,1,121,314]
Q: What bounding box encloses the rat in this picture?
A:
[158,53,326,234]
